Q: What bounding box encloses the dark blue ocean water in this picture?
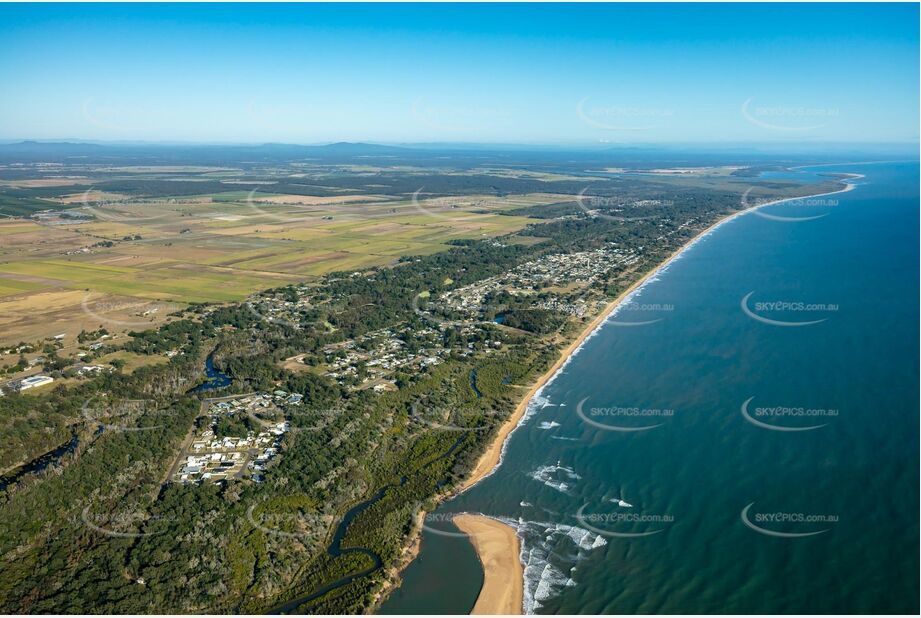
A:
[379,162,919,614]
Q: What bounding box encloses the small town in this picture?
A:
[172,392,291,484]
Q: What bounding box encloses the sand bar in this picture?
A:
[453,514,523,615]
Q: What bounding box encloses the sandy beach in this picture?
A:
[453,514,524,615]
[458,179,856,493]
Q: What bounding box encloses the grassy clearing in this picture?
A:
[97,350,168,372]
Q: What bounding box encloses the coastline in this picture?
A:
[374,177,857,614]
[452,514,524,615]
[457,178,857,493]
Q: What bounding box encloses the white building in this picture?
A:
[17,375,54,391]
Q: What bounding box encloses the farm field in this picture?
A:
[0,183,560,345]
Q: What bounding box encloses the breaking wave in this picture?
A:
[529,463,580,494]
[501,517,608,614]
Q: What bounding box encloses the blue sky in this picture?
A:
[0,3,917,144]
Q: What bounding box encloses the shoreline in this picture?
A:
[374,177,857,614]
[457,178,856,493]
[452,514,524,615]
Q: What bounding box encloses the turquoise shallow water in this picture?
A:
[379,162,919,615]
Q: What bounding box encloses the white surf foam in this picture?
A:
[501,517,608,614]
[529,463,580,494]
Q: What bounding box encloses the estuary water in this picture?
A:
[379,161,919,614]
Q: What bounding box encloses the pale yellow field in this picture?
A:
[0,191,558,343]
[0,178,93,188]
[247,193,393,205]
[56,190,130,204]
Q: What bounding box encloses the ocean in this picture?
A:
[379,161,919,615]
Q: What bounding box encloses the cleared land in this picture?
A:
[0,187,560,345]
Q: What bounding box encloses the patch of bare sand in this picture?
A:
[453,514,523,615]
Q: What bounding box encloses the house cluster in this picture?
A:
[321,325,448,389]
[173,392,291,484]
[437,245,637,320]
[73,364,108,376]
[246,286,317,328]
